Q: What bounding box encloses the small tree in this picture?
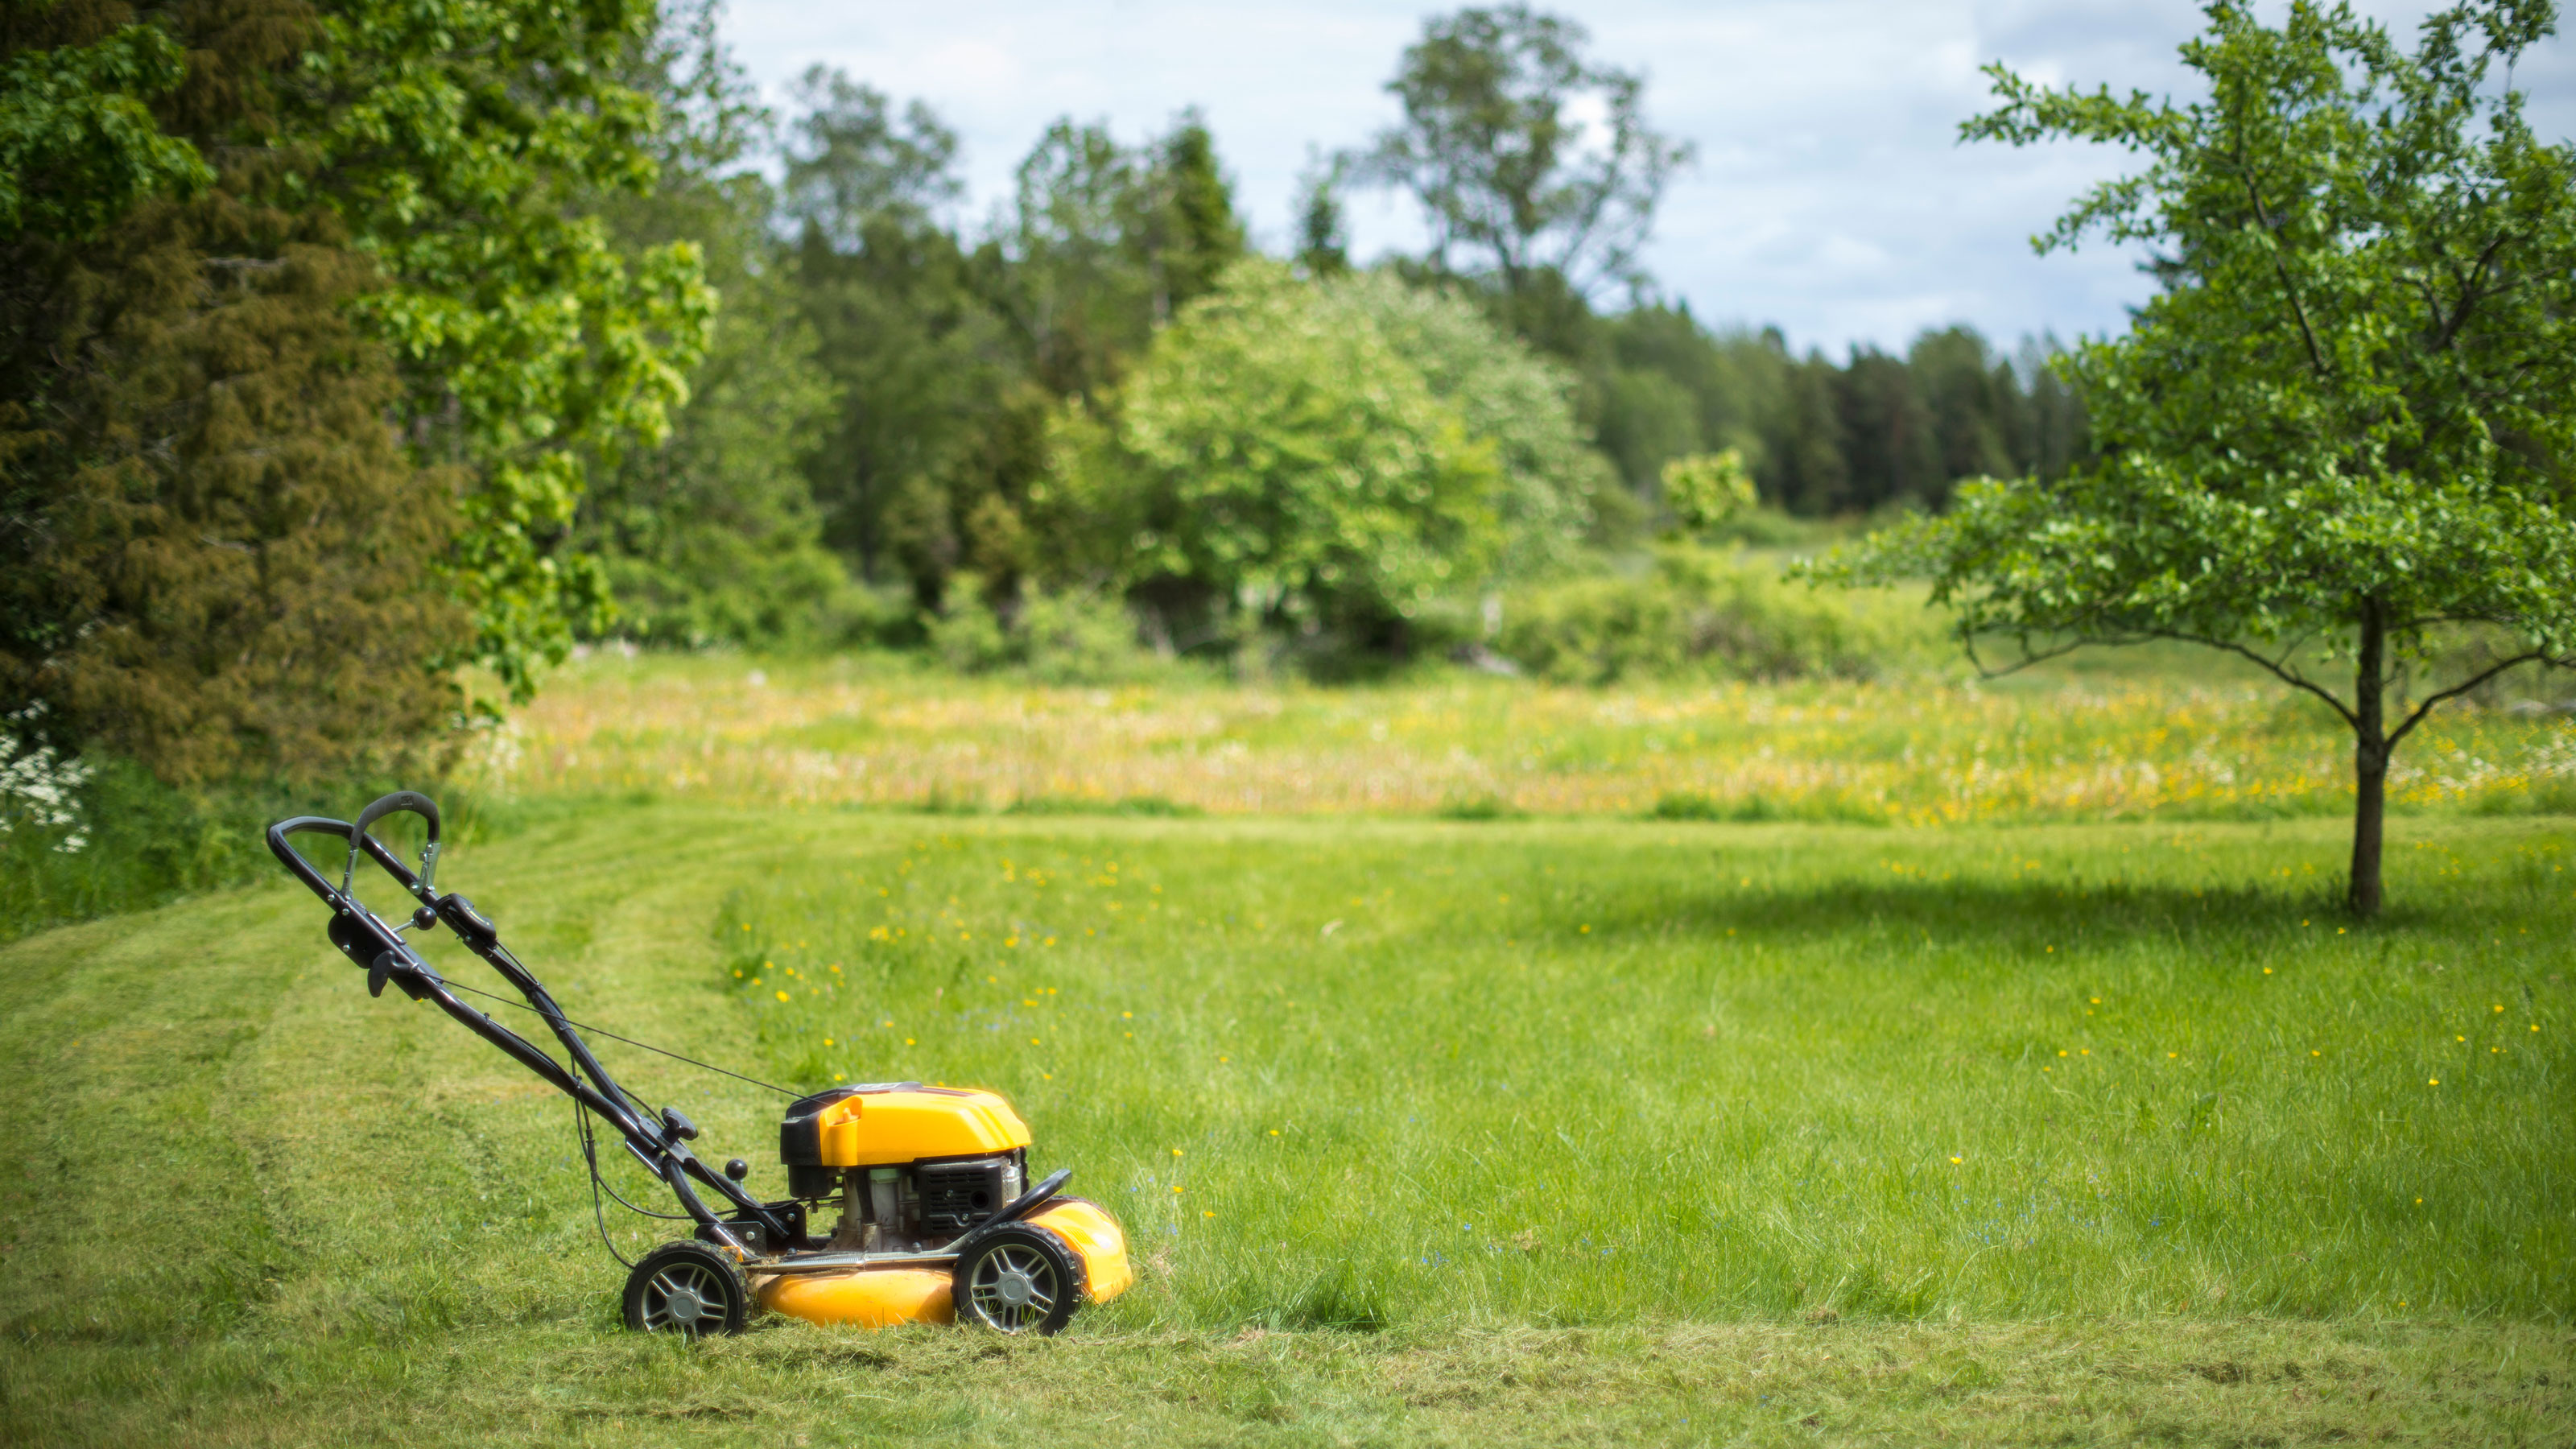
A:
[1821,0,2576,917]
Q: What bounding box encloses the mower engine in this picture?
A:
[753,1080,1130,1333]
[781,1084,1031,1251]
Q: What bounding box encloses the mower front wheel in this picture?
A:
[952,1225,1081,1335]
[623,1240,749,1338]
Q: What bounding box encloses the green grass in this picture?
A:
[3,800,2570,1444]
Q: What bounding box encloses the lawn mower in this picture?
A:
[266,791,1132,1337]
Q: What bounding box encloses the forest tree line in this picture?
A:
[2,0,2090,791]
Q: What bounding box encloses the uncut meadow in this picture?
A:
[466,647,2576,824]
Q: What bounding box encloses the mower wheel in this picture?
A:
[623,1240,749,1338]
[951,1225,1081,1335]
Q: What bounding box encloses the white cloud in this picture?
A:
[721,0,2575,355]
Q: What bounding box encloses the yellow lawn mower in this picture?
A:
[267,791,1132,1337]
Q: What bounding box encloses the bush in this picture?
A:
[1496,546,1933,685]
[0,757,502,943]
[928,580,1164,683]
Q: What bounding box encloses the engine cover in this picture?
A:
[778,1084,1032,1171]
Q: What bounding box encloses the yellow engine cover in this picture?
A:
[806,1087,1030,1167]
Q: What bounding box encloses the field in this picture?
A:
[465,650,2576,824]
[5,658,2574,1445]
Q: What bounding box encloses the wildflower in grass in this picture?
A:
[775,991,790,1002]
[1269,1129,1280,1137]
[1951,1155,1963,1164]
[1172,1149,1183,1158]
[2429,1078,2440,1086]
[1030,1038,1041,1046]
[905,1038,914,1046]
[1203,1210,1215,1218]
[1171,1184,1183,1194]
[824,1038,833,1046]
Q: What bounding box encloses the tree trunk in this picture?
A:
[2347,599,2388,919]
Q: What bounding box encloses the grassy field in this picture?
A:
[464,649,2576,824]
[3,783,2571,1444]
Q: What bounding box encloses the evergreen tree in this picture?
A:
[1,0,464,781]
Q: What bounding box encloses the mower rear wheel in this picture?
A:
[952,1225,1080,1335]
[623,1240,749,1338]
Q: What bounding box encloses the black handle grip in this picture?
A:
[345,791,442,898]
[351,791,439,850]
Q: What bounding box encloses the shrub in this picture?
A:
[1496,546,1931,685]
[928,580,1162,683]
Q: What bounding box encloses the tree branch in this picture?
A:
[2153,630,2359,727]
[2429,230,2511,353]
[2387,650,2562,750]
[2234,151,2330,379]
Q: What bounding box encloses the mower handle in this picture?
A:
[266,815,416,909]
[345,791,440,900]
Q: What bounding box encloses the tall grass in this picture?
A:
[463,651,2576,824]
[712,815,2574,1326]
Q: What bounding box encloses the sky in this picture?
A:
[720,1,2576,358]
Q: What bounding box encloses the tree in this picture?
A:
[1819,0,2576,917]
[581,4,846,649]
[1,0,467,781]
[307,0,713,699]
[780,72,1029,601]
[1352,4,1692,301]
[0,20,208,239]
[1041,259,1503,652]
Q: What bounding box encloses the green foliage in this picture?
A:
[0,753,501,943]
[1045,259,1507,649]
[580,10,851,651]
[926,579,1162,683]
[0,23,208,239]
[304,0,716,697]
[1659,449,1757,532]
[1498,546,1928,684]
[1820,0,2576,912]
[1588,311,2093,514]
[1327,270,1608,580]
[1,0,473,785]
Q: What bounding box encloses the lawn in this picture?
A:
[2,782,2570,1444]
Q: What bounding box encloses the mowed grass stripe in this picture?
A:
[1,805,2568,1446]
